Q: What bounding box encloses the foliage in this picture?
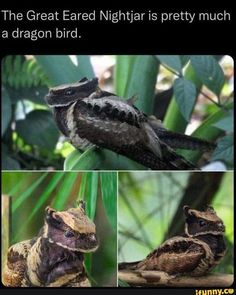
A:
[1,171,117,286]
[1,55,94,170]
[1,55,234,170]
[118,171,234,274]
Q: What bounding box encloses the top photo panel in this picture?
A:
[1,55,234,171]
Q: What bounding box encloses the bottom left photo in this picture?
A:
[1,171,117,287]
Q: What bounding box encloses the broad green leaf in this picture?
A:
[211,135,233,165]
[100,172,117,232]
[1,87,12,136]
[173,78,197,121]
[7,86,48,105]
[190,55,225,96]
[35,55,94,85]
[100,149,146,170]
[12,173,48,212]
[85,172,99,220]
[64,147,103,170]
[156,55,182,74]
[213,110,233,132]
[16,110,59,150]
[178,102,233,163]
[115,55,136,96]
[116,55,159,114]
[64,147,147,170]
[52,173,78,210]
[164,63,202,133]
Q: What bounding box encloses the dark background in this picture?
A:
[0,4,234,55]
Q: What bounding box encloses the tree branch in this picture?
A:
[119,270,233,287]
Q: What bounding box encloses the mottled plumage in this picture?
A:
[45,77,216,170]
[3,201,98,287]
[119,206,226,276]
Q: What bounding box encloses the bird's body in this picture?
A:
[45,77,216,170]
[119,206,226,276]
[3,202,98,287]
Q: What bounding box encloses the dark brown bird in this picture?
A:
[119,206,226,276]
[3,201,98,287]
[45,77,216,170]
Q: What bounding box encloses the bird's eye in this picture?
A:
[65,88,75,96]
[199,220,206,227]
[64,230,75,238]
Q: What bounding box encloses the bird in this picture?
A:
[119,205,226,277]
[45,77,216,170]
[3,201,98,287]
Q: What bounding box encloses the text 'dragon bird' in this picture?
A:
[119,205,226,276]
[3,201,98,287]
[45,77,216,170]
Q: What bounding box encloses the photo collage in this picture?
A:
[1,55,234,288]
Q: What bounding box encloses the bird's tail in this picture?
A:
[112,141,197,170]
[115,142,197,170]
[148,118,216,151]
[157,129,216,151]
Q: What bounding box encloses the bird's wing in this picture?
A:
[3,240,32,287]
[73,97,196,170]
[137,236,205,274]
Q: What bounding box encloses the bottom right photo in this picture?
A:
[118,171,234,287]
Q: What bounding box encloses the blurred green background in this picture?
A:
[1,171,117,287]
[1,55,234,170]
[118,171,233,274]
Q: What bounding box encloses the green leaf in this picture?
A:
[85,172,99,220]
[64,147,103,170]
[118,278,130,287]
[78,172,99,274]
[35,55,94,85]
[173,78,197,121]
[115,55,159,114]
[16,110,59,150]
[190,55,225,96]
[52,173,78,210]
[100,149,146,170]
[2,155,20,170]
[156,55,182,74]
[211,135,233,165]
[178,102,233,163]
[14,173,64,242]
[12,173,48,212]
[163,63,202,133]
[100,172,117,232]
[78,173,88,200]
[77,172,99,219]
[115,55,136,96]
[180,55,190,67]
[7,86,48,105]
[1,86,12,136]
[27,173,64,221]
[213,110,233,132]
